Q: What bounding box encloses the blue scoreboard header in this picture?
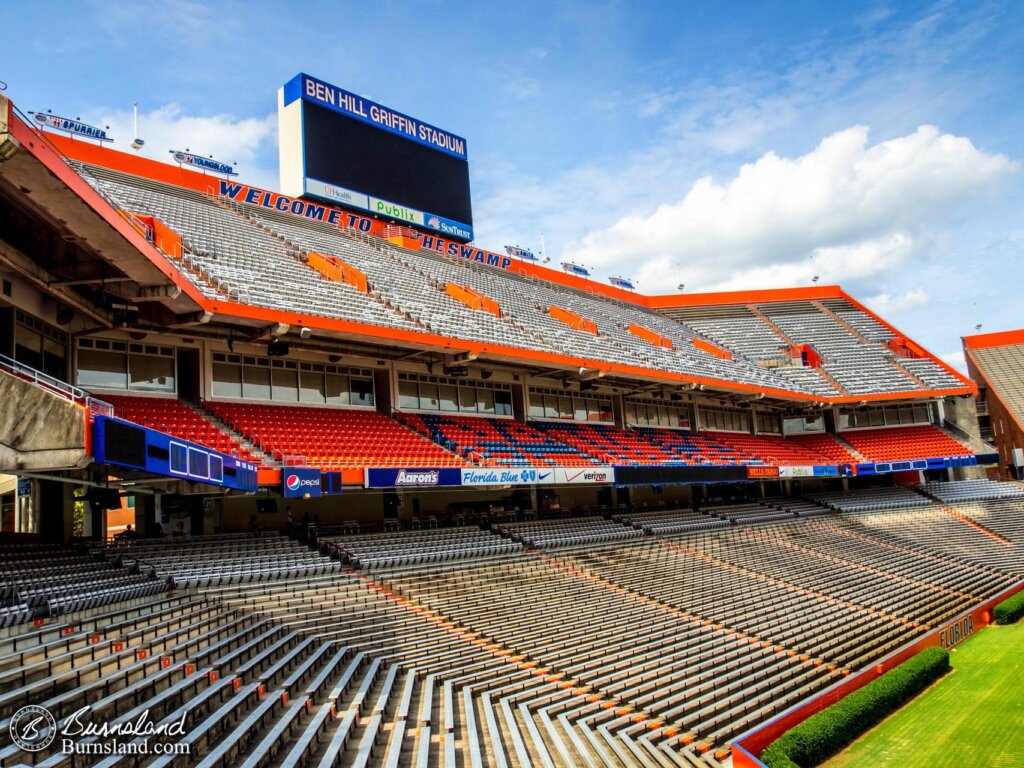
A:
[282,73,468,160]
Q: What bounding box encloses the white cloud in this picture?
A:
[864,288,930,316]
[562,125,1016,292]
[87,104,278,190]
[503,78,541,100]
[940,350,968,373]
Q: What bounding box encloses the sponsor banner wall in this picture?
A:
[552,466,615,484]
[461,468,540,487]
[282,467,322,498]
[778,465,843,478]
[614,465,749,485]
[746,465,780,479]
[365,466,616,488]
[364,467,463,489]
[778,465,814,478]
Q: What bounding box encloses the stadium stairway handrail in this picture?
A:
[0,353,112,416]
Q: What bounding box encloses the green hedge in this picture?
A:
[761,647,950,768]
[994,590,1024,625]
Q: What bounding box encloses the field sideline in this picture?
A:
[825,619,1024,768]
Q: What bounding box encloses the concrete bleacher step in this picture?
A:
[179,399,273,464]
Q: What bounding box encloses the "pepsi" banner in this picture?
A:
[282,467,322,498]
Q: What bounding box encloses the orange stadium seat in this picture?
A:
[706,431,838,466]
[104,395,261,464]
[401,413,597,467]
[205,402,464,470]
[839,425,973,463]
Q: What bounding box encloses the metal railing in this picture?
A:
[0,353,112,415]
[942,418,996,454]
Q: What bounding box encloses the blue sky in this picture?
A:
[2,0,1022,368]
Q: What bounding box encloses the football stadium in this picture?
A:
[0,64,1022,768]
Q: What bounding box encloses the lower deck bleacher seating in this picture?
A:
[807,486,933,513]
[0,542,164,625]
[613,507,731,535]
[702,502,797,525]
[3,483,1021,767]
[921,478,1024,503]
[401,413,597,467]
[103,532,340,588]
[839,424,973,463]
[493,517,643,548]
[323,527,522,569]
[205,402,464,470]
[104,395,260,463]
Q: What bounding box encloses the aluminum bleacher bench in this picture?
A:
[194,689,288,768]
[278,700,335,767]
[148,681,267,768]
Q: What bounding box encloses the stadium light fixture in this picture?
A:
[676,284,685,291]
[130,101,145,151]
[811,275,820,284]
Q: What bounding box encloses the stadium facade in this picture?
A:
[1,85,1021,768]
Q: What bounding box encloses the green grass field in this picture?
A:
[825,620,1024,768]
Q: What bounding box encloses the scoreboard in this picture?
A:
[278,73,474,241]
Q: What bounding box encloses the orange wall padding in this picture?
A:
[307,252,368,293]
[691,337,733,360]
[549,305,598,334]
[888,336,926,359]
[629,324,674,349]
[126,212,184,259]
[791,343,821,368]
[445,283,500,317]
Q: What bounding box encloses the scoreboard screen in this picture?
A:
[279,73,474,241]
